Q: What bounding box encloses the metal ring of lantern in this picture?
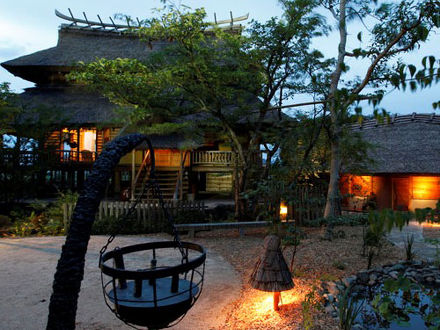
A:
[100,241,206,329]
[98,136,206,329]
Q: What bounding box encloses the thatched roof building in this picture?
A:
[342,113,440,212]
[1,27,168,85]
[350,113,440,174]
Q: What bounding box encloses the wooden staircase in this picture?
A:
[134,170,189,200]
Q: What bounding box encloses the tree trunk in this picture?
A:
[46,133,148,330]
[324,136,342,218]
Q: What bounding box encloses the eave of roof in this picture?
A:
[346,113,440,174]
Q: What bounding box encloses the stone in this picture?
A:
[425,276,435,283]
[324,305,334,314]
[326,282,339,296]
[389,263,405,272]
[357,272,369,284]
[343,276,356,288]
[389,271,399,279]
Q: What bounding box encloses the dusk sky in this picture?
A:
[0,0,439,115]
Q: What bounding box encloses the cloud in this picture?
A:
[0,41,27,61]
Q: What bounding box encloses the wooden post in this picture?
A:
[179,151,183,200]
[63,203,68,233]
[273,292,280,311]
[131,149,135,201]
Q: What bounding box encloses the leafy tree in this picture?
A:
[0,83,63,205]
[297,0,440,219]
[70,2,325,219]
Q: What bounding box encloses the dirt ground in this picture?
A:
[190,225,405,330]
[0,225,404,330]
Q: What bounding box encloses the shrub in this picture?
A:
[304,213,369,227]
[0,215,11,227]
[7,191,78,237]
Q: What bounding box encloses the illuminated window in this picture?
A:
[412,176,440,200]
[350,175,372,196]
[80,129,96,152]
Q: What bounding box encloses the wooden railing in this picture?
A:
[191,151,234,166]
[63,200,206,233]
[1,150,97,165]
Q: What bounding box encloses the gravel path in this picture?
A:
[0,235,241,330]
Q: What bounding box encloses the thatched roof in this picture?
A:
[349,113,440,174]
[1,27,169,84]
[249,235,294,292]
[16,85,289,127]
[16,86,120,125]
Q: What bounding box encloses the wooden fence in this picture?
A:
[63,200,206,233]
[291,184,327,225]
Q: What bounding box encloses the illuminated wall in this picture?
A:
[340,175,373,197]
[411,176,440,200]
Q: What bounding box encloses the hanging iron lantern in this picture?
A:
[97,136,206,329]
[47,134,206,330]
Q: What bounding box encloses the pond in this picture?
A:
[322,261,440,330]
[354,277,440,329]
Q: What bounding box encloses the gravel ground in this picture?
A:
[0,225,405,330]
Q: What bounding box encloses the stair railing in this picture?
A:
[173,151,189,200]
[131,150,151,201]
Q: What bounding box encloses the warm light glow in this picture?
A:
[423,222,440,228]
[352,175,372,196]
[255,294,277,314]
[412,176,440,200]
[280,204,288,215]
[253,290,300,315]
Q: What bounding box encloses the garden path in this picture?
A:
[0,235,241,329]
[387,221,440,261]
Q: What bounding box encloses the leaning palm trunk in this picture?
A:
[47,134,147,330]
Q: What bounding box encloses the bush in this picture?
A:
[303,213,369,227]
[91,209,207,235]
[0,214,11,227]
[7,191,78,237]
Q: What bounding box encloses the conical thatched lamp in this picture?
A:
[249,235,294,311]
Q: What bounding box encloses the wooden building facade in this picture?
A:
[341,114,440,211]
[1,11,275,201]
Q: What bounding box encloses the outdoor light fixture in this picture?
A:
[279,202,288,221]
[249,235,294,311]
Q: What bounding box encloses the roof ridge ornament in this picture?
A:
[55,9,249,33]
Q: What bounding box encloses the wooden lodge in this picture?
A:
[341,114,440,211]
[1,10,281,201]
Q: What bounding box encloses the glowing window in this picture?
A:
[412,176,440,200]
[80,129,96,152]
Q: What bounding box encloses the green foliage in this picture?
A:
[301,285,322,330]
[337,286,364,330]
[69,3,328,219]
[362,209,413,268]
[414,200,440,224]
[0,214,11,227]
[304,213,369,227]
[372,276,440,329]
[404,233,415,261]
[7,192,78,237]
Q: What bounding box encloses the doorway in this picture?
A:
[392,177,410,211]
